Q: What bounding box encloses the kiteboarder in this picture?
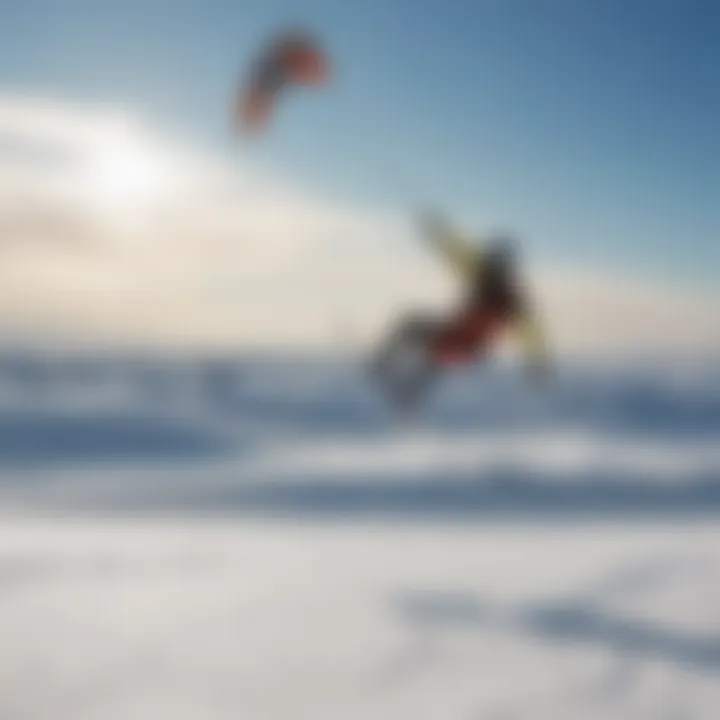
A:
[370,210,553,415]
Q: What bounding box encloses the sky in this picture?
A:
[0,0,717,353]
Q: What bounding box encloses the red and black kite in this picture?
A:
[236,31,330,134]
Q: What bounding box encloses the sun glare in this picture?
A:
[77,127,175,215]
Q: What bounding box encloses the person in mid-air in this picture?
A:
[370,210,553,415]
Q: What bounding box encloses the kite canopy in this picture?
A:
[236,31,330,133]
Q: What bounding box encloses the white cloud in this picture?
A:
[533,267,720,358]
[0,94,409,348]
[0,93,717,356]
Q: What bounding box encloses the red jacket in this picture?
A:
[431,307,509,364]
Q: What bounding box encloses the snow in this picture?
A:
[1,521,719,720]
[0,352,718,719]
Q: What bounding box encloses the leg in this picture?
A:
[392,352,438,418]
[369,312,442,415]
[368,312,437,381]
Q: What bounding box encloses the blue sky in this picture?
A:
[0,0,717,288]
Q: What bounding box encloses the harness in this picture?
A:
[432,308,508,364]
[431,269,522,365]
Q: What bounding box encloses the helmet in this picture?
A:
[485,234,517,275]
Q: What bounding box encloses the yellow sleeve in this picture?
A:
[418,211,481,283]
[513,310,551,365]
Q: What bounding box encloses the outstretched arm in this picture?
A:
[513,309,553,385]
[417,209,483,283]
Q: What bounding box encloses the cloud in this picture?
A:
[0,93,717,356]
[532,268,720,357]
[0,94,410,348]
